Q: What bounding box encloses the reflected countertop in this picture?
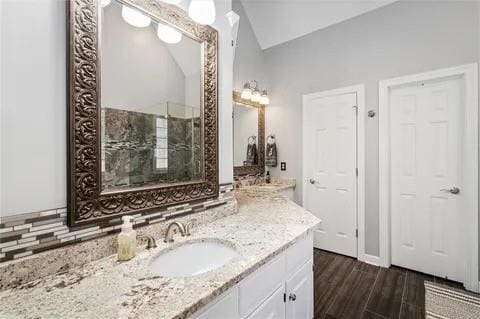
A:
[234,177,296,193]
[0,188,318,319]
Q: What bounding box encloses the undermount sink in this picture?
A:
[148,240,238,277]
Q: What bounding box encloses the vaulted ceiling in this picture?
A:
[239,0,398,50]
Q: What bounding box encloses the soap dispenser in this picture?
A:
[117,215,137,261]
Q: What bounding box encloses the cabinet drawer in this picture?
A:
[196,287,239,319]
[239,252,286,318]
[286,231,313,275]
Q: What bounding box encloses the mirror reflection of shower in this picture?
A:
[101,102,203,191]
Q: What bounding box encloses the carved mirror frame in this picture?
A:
[67,0,219,226]
[233,91,265,177]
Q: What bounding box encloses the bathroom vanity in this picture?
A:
[0,188,319,319]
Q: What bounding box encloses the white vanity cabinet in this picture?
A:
[193,231,313,319]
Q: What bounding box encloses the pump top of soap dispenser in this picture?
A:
[121,216,134,232]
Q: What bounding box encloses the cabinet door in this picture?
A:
[285,259,313,319]
[239,252,286,317]
[246,285,285,319]
[196,287,239,319]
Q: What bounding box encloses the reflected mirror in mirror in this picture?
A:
[233,103,259,167]
[100,0,204,192]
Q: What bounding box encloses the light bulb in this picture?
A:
[241,89,251,100]
[122,5,151,28]
[100,0,111,8]
[157,23,182,44]
[188,0,216,25]
[260,90,270,105]
[251,89,261,102]
[260,96,270,105]
[241,83,252,99]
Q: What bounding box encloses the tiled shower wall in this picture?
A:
[0,184,234,263]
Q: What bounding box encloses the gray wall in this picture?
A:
[263,0,480,256]
[233,0,267,92]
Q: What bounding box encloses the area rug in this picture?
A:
[425,281,480,318]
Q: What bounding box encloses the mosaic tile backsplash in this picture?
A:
[0,184,233,263]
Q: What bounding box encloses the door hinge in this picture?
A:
[356,229,358,238]
[356,168,358,177]
[283,293,287,303]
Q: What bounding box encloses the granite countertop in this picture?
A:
[252,179,296,192]
[0,188,319,319]
[234,178,296,193]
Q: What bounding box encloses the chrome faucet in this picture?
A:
[164,221,186,243]
[137,234,157,249]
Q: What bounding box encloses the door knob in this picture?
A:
[440,187,460,194]
[289,293,297,301]
[309,178,315,185]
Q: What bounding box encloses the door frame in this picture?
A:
[302,84,366,260]
[379,63,479,292]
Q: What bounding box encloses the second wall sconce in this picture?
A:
[241,80,270,105]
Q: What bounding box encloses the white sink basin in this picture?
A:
[148,240,238,277]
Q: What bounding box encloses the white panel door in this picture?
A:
[304,92,358,257]
[390,77,463,282]
[285,260,313,319]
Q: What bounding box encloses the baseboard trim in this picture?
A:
[361,254,380,266]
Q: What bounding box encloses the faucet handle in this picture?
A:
[185,220,196,236]
[136,234,157,249]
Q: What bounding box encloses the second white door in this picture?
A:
[390,76,464,282]
[303,90,358,257]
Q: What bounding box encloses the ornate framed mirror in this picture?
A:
[67,0,218,226]
[233,91,265,177]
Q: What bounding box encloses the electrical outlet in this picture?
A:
[281,162,286,171]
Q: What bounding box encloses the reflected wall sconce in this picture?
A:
[122,5,151,27]
[241,80,270,105]
[157,23,182,44]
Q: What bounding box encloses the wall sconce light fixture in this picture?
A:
[241,80,270,105]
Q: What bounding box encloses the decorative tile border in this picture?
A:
[0,184,234,263]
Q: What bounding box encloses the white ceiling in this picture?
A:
[239,0,398,50]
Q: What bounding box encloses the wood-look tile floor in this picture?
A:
[313,249,466,319]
